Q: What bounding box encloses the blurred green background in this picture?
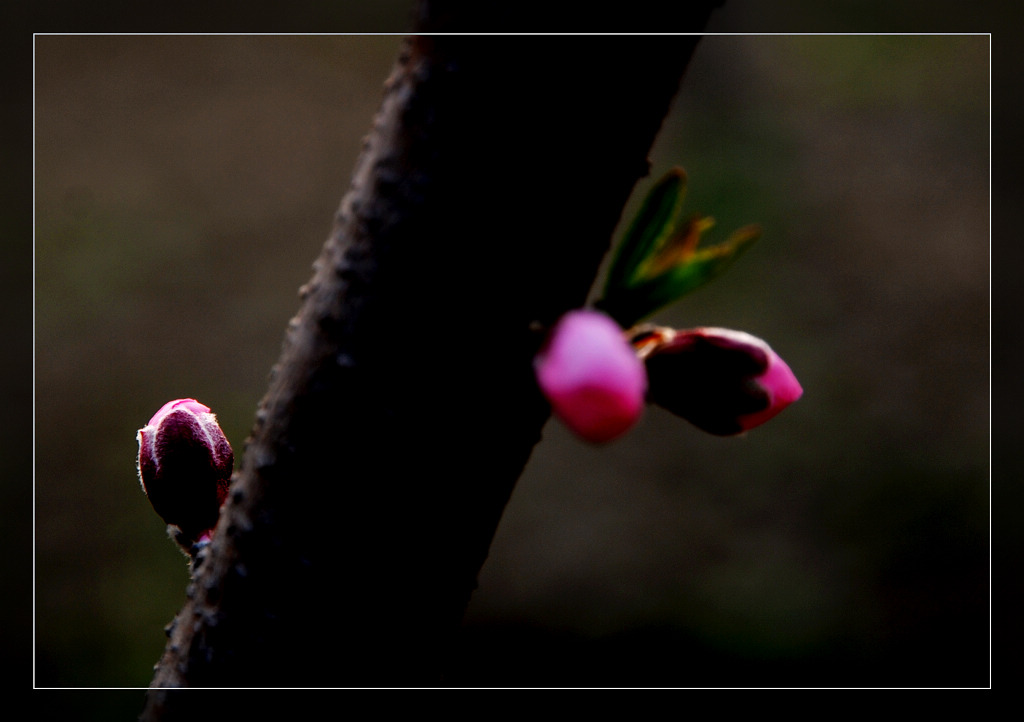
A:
[34,33,989,689]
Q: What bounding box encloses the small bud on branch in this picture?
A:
[635,326,803,435]
[137,399,233,550]
[534,310,647,444]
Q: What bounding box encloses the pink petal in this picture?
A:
[737,350,803,431]
[148,398,210,427]
[535,310,647,443]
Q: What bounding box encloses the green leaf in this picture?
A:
[598,224,761,328]
[603,167,688,295]
[633,214,715,281]
[635,224,761,315]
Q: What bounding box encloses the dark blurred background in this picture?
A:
[31,27,990,693]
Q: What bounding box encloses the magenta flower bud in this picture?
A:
[534,309,647,443]
[136,398,233,546]
[641,327,802,435]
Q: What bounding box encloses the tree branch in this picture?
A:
[142,19,715,709]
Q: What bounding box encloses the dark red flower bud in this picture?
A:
[136,399,233,546]
[639,327,802,436]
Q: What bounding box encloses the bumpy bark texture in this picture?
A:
[142,14,716,709]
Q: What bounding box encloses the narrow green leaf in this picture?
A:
[603,167,688,295]
[637,224,761,318]
[598,224,761,327]
[634,214,715,280]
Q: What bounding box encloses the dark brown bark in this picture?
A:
[141,18,715,708]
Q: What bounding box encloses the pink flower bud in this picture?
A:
[137,398,233,546]
[534,309,647,443]
[641,327,802,435]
